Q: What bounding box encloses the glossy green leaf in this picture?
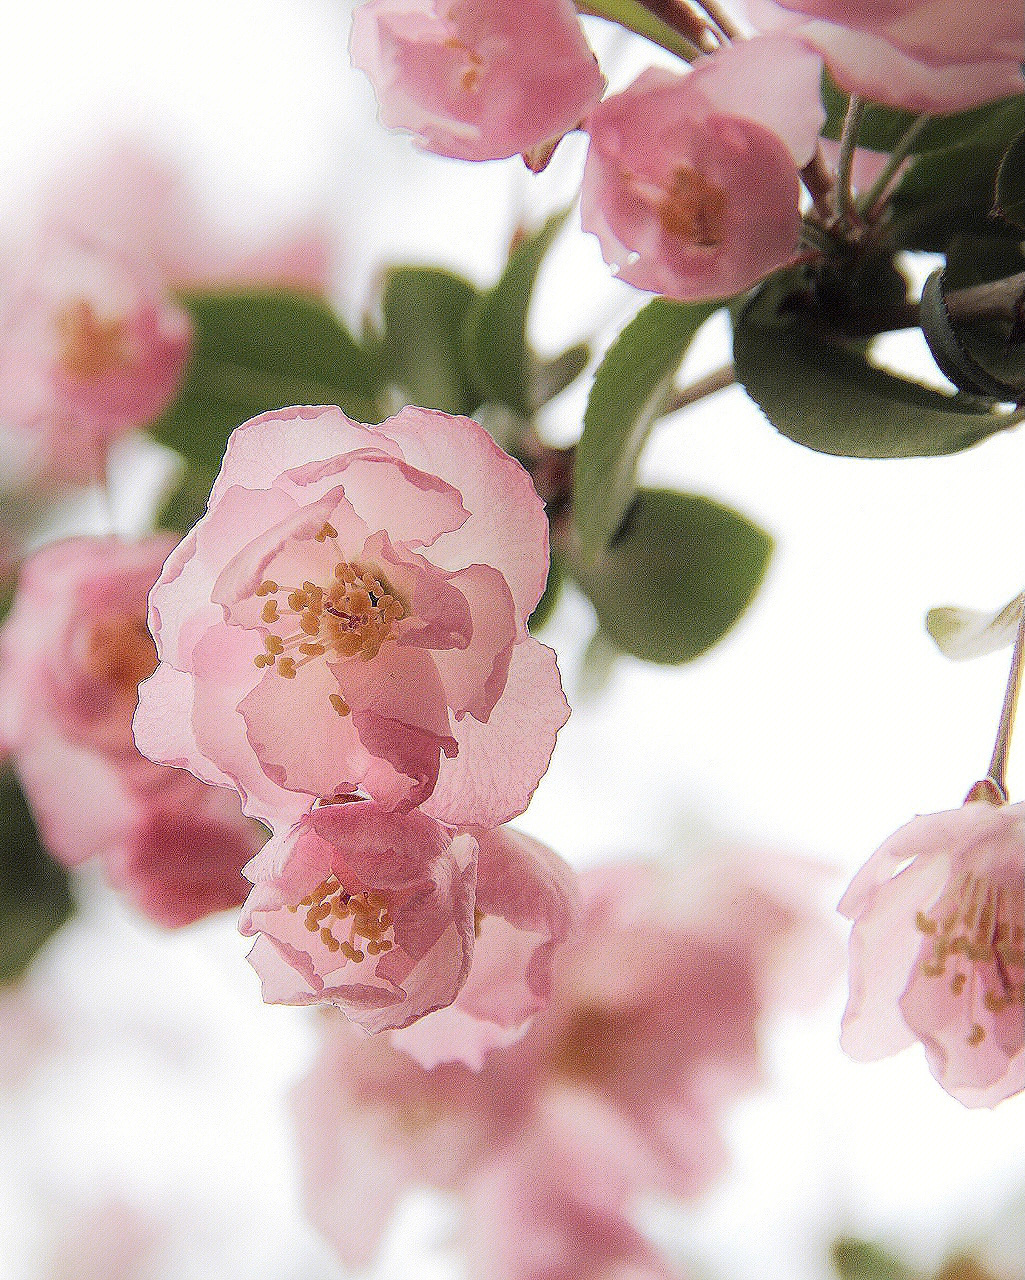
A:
[380,267,480,415]
[569,487,772,664]
[734,275,1020,458]
[573,298,719,561]
[462,210,568,416]
[995,130,1025,230]
[0,768,75,986]
[926,593,1023,660]
[150,289,383,467]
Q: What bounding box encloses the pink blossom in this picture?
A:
[240,801,477,1030]
[292,851,837,1267]
[840,796,1025,1108]
[350,0,604,163]
[0,236,190,485]
[391,824,579,1067]
[744,0,1023,111]
[581,64,803,301]
[39,141,334,295]
[133,404,569,830]
[0,535,263,923]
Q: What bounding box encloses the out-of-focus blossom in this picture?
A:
[391,824,578,1067]
[39,142,334,296]
[294,851,839,1267]
[350,0,603,163]
[41,1201,158,1280]
[134,404,569,831]
[0,535,263,924]
[0,988,56,1090]
[0,236,190,485]
[744,0,1023,111]
[840,796,1025,1108]
[581,48,811,301]
[240,801,478,1030]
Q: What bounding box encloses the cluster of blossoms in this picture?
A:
[291,854,839,1275]
[0,143,331,496]
[350,0,1021,302]
[132,401,574,1044]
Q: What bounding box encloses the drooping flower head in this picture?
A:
[240,800,478,1031]
[840,792,1025,1107]
[350,0,604,163]
[580,36,823,302]
[134,404,569,831]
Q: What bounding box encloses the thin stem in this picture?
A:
[858,113,932,221]
[633,0,709,49]
[661,362,735,415]
[574,0,700,59]
[945,271,1025,326]
[986,600,1025,795]
[691,0,742,38]
[800,145,835,222]
[834,96,865,227]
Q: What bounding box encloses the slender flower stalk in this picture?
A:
[691,0,742,39]
[662,362,736,416]
[984,599,1025,797]
[576,0,704,56]
[834,95,865,227]
[858,113,933,221]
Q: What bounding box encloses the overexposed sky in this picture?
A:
[1,3,1023,1278]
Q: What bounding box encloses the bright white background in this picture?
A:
[0,2,1023,1277]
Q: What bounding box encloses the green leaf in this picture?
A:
[887,97,1025,252]
[926,594,1023,660]
[821,74,1022,157]
[573,299,719,561]
[734,274,1020,458]
[0,768,75,986]
[531,342,591,410]
[568,487,772,664]
[831,1238,916,1280]
[574,0,699,60]
[995,130,1025,230]
[156,461,219,536]
[150,289,383,468]
[528,551,564,633]
[380,267,480,415]
[462,210,568,416]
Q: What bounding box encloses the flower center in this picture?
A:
[289,873,395,962]
[55,299,132,381]
[83,612,158,692]
[658,166,728,248]
[252,523,406,714]
[915,873,1025,1047]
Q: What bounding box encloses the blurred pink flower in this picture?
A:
[134,404,569,831]
[0,535,262,924]
[744,0,1023,111]
[0,236,190,485]
[350,0,603,162]
[40,141,334,296]
[391,824,579,1067]
[581,54,809,301]
[240,800,477,1030]
[840,797,1025,1108]
[293,850,838,1266]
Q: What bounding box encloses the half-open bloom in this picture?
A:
[134,404,569,830]
[350,0,603,162]
[240,800,477,1031]
[581,55,809,301]
[840,796,1025,1107]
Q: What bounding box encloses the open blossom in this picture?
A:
[293,849,838,1267]
[0,535,262,924]
[840,795,1025,1108]
[744,0,1023,111]
[580,38,822,302]
[350,0,603,163]
[0,236,190,484]
[134,404,569,830]
[391,824,578,1067]
[240,801,478,1030]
